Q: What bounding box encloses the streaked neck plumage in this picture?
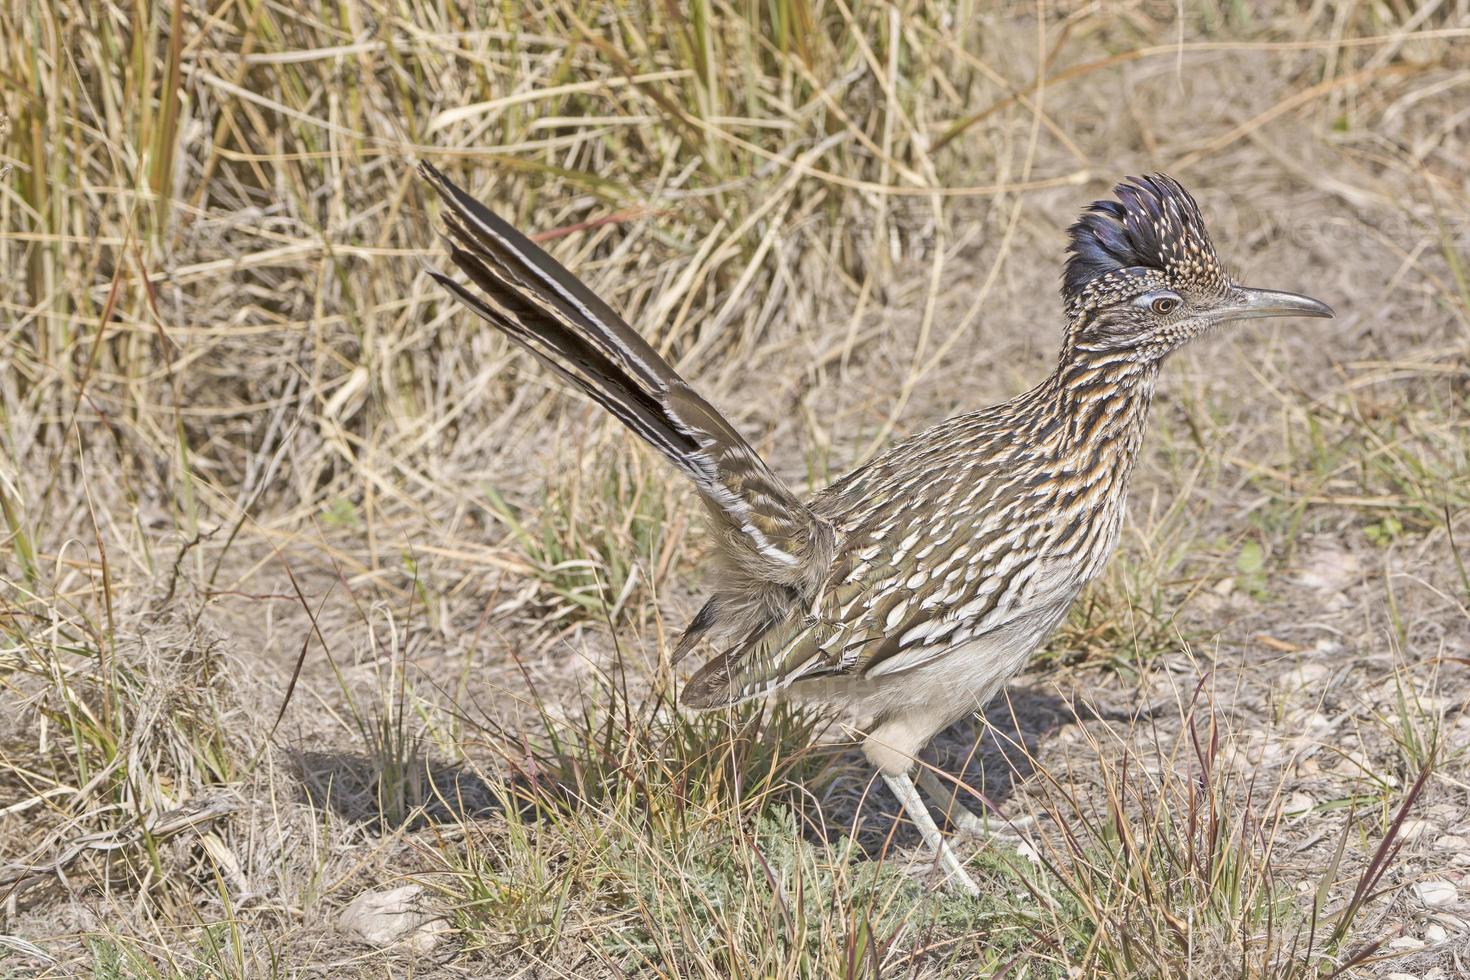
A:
[1031,333,1162,515]
[1048,338,1160,441]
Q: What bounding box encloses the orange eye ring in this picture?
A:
[1150,295,1180,315]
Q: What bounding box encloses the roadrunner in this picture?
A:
[421,165,1331,893]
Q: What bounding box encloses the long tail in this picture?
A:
[419,163,832,636]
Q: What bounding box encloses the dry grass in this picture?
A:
[3,1,1469,977]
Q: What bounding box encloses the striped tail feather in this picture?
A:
[419,162,834,613]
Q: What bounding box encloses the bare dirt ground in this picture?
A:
[2,3,1468,977]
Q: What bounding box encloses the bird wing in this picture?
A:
[681,455,1075,707]
[680,530,1045,707]
[420,163,832,594]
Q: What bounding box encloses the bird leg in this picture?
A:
[916,767,1035,840]
[881,770,981,896]
[915,767,992,836]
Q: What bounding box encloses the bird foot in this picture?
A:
[915,768,1035,842]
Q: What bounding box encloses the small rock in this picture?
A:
[1423,923,1448,944]
[1334,749,1396,785]
[1384,973,1421,980]
[1399,818,1435,841]
[1295,546,1361,593]
[1281,708,1334,738]
[1014,840,1042,868]
[339,883,449,953]
[1434,834,1467,851]
[1283,792,1314,818]
[1387,936,1425,951]
[1277,663,1328,694]
[1245,737,1284,768]
[1411,880,1458,908]
[1428,912,1468,931]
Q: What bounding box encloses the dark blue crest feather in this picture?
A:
[1062,174,1224,312]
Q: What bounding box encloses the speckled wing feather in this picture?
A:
[421,163,833,607]
[682,378,1146,706]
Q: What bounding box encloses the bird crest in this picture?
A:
[1062,174,1228,317]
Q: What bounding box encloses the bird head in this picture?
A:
[1060,174,1332,362]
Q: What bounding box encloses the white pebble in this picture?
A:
[1283,792,1314,818]
[1399,818,1434,841]
[1411,880,1458,907]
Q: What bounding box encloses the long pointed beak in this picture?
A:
[1223,286,1334,322]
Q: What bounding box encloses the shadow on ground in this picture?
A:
[293,683,1122,858]
[295,750,509,829]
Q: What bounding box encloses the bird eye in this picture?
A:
[1150,294,1180,315]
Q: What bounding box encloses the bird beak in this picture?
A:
[1221,286,1334,322]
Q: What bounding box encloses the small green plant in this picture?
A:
[1048,556,1192,672]
[1235,539,1268,595]
[482,449,682,626]
[1363,514,1403,548]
